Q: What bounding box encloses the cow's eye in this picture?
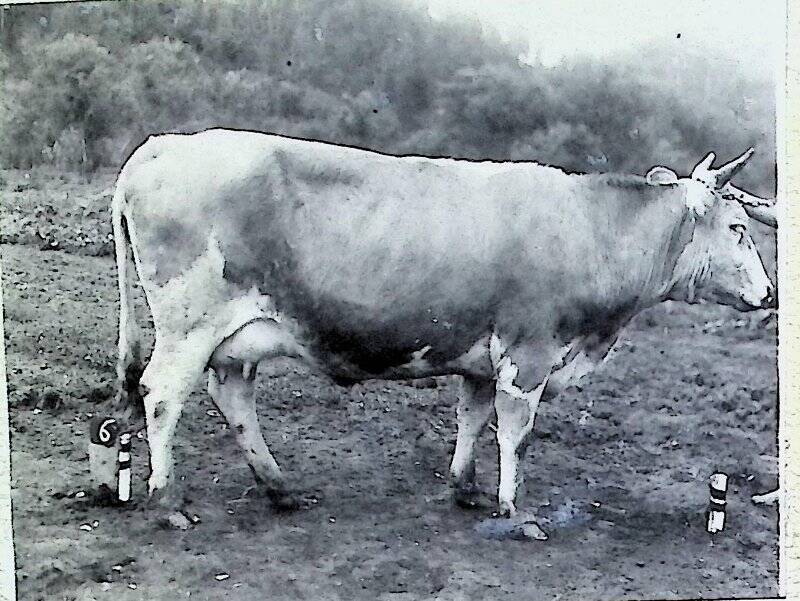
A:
[730,223,746,241]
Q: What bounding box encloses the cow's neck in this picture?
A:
[660,215,712,304]
[633,187,701,309]
[578,180,697,316]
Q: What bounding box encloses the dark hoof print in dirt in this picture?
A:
[453,486,494,510]
[270,491,319,512]
[474,514,548,541]
[52,486,115,506]
[90,484,120,507]
[241,485,319,511]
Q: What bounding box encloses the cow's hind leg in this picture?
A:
[141,330,218,509]
[450,377,494,508]
[207,366,300,510]
[207,319,306,510]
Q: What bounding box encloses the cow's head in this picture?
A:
[646,149,777,311]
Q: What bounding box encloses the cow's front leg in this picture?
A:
[494,377,547,518]
[489,337,550,540]
[449,377,494,508]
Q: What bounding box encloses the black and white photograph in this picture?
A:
[0,1,794,599]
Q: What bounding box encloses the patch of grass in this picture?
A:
[0,168,116,257]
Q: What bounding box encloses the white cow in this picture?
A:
[112,129,776,536]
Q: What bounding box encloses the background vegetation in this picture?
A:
[0,0,777,195]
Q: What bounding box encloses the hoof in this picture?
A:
[146,484,182,512]
[453,484,493,510]
[494,505,513,519]
[475,512,548,541]
[165,511,192,530]
[147,486,192,529]
[154,510,193,530]
[520,520,548,540]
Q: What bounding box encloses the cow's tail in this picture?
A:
[112,169,145,420]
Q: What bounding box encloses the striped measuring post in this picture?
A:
[706,472,727,533]
[117,432,132,503]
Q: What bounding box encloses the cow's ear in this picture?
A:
[645,166,679,186]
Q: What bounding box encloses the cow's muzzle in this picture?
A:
[760,285,776,310]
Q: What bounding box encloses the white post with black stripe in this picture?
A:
[117,432,132,503]
[706,472,727,533]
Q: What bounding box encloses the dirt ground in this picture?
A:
[1,171,779,601]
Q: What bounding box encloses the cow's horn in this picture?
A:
[713,147,754,188]
[742,203,777,228]
[723,183,777,228]
[691,152,716,181]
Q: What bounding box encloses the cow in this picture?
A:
[112,128,777,537]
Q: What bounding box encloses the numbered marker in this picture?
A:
[90,417,118,447]
[88,416,119,494]
[706,472,727,533]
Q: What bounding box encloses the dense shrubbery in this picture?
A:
[0,0,776,194]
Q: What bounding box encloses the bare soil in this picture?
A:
[1,171,779,601]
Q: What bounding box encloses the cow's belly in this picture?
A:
[300,308,494,378]
[219,255,497,380]
[210,312,494,383]
[331,333,495,381]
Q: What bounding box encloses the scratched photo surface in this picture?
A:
[0,1,783,599]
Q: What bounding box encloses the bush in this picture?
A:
[120,37,213,134]
[1,33,119,170]
[0,0,777,194]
